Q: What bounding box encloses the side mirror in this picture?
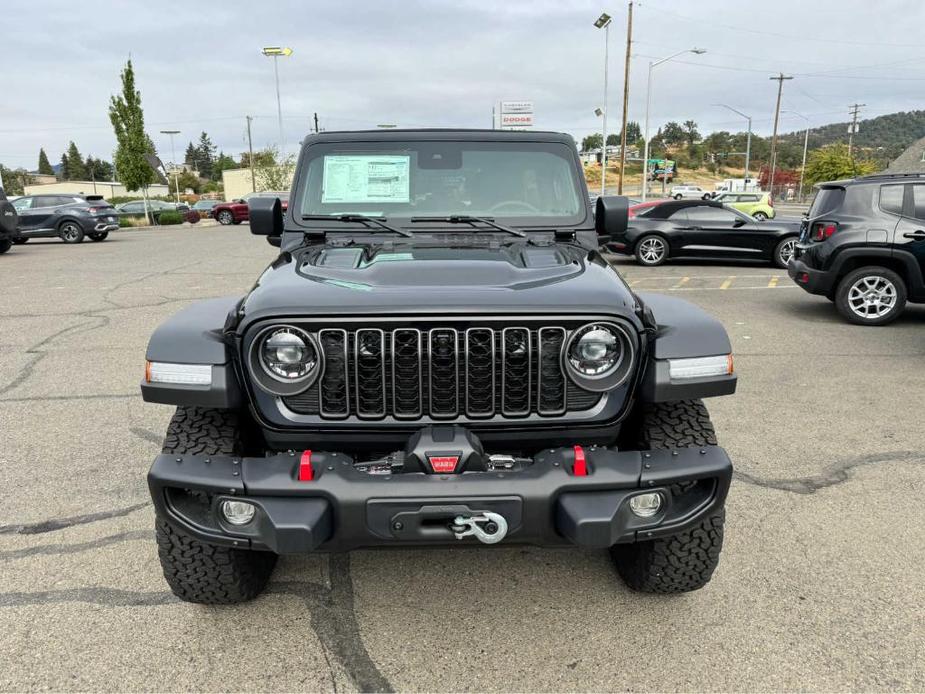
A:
[733,217,747,228]
[249,196,283,239]
[595,195,629,243]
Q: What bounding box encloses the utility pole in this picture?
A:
[313,112,320,134]
[246,115,256,193]
[617,1,633,194]
[847,103,865,159]
[768,73,793,194]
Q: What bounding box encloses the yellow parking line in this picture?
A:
[719,276,735,290]
[672,276,690,289]
[768,276,780,288]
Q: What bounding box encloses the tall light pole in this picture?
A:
[160,129,181,204]
[642,48,706,201]
[785,110,811,203]
[262,46,293,156]
[715,104,752,181]
[594,12,612,198]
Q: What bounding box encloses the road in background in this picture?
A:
[1,229,923,691]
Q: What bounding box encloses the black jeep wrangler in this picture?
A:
[789,173,925,325]
[0,186,17,254]
[142,130,737,604]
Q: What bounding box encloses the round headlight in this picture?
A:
[562,321,635,392]
[260,327,317,381]
[568,326,622,377]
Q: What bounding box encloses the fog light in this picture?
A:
[221,500,256,526]
[629,492,663,518]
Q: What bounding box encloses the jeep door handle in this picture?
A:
[902,230,925,239]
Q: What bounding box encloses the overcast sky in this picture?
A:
[2,0,924,170]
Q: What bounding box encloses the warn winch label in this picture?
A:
[427,455,460,473]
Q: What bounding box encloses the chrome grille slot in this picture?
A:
[392,329,422,418]
[465,328,495,417]
[502,327,531,416]
[354,329,386,418]
[537,327,567,415]
[428,328,459,418]
[318,329,349,418]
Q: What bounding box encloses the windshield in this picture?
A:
[295,140,585,226]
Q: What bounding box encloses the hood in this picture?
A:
[239,241,638,322]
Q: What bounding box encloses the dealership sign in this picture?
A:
[498,100,534,130]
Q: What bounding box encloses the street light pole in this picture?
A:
[642,48,706,201]
[160,129,181,204]
[785,110,811,203]
[262,47,293,156]
[715,104,752,180]
[594,13,612,198]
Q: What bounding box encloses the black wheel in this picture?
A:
[611,400,726,594]
[58,221,84,244]
[702,194,712,200]
[673,194,683,200]
[12,237,28,244]
[773,236,797,269]
[232,219,242,225]
[88,232,109,242]
[753,211,768,221]
[155,407,276,604]
[835,266,907,326]
[217,210,234,225]
[0,239,11,255]
[634,234,668,266]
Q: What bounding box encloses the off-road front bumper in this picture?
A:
[149,445,732,553]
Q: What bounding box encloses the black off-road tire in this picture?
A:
[611,400,726,594]
[156,407,276,604]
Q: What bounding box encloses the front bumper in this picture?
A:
[93,222,119,232]
[788,256,835,296]
[149,445,732,553]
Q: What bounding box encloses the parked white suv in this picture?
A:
[670,185,710,200]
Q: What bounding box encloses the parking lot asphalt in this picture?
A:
[1,228,923,692]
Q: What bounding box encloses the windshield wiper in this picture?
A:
[301,214,413,237]
[410,215,527,238]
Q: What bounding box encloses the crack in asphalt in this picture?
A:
[0,530,150,561]
[0,502,151,535]
[733,450,924,494]
[0,587,178,608]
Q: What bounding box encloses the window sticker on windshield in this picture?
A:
[321,155,410,204]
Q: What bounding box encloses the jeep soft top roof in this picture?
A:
[300,128,577,146]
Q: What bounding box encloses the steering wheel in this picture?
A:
[488,200,542,214]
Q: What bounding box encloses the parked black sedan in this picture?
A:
[606,200,801,268]
[11,194,119,244]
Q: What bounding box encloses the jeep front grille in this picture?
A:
[281,324,606,421]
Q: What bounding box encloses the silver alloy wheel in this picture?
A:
[61,223,80,242]
[778,238,796,266]
[218,211,233,225]
[638,237,666,265]
[847,275,897,319]
[754,212,768,221]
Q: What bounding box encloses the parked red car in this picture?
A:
[213,191,289,225]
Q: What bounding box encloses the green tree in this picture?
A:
[184,142,198,168]
[170,170,201,194]
[803,144,877,187]
[661,121,686,146]
[240,148,279,168]
[37,148,54,175]
[682,120,700,147]
[621,121,642,143]
[212,151,237,180]
[59,153,69,180]
[85,157,114,181]
[196,132,216,179]
[108,60,156,193]
[253,147,296,191]
[605,133,619,146]
[65,141,88,180]
[581,133,603,151]
[0,165,32,195]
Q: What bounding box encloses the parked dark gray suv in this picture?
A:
[11,194,119,244]
[789,173,925,325]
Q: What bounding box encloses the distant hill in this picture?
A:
[778,110,925,164]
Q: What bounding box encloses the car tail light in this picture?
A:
[811,222,838,242]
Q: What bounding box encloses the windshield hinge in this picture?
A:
[554,229,577,242]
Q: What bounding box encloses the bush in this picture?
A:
[184,210,201,225]
[157,211,184,225]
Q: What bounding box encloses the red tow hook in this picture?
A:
[572,445,588,476]
[298,450,314,481]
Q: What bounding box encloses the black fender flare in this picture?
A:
[141,296,244,408]
[635,292,736,402]
[828,247,925,295]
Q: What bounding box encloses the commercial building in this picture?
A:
[23,180,171,198]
